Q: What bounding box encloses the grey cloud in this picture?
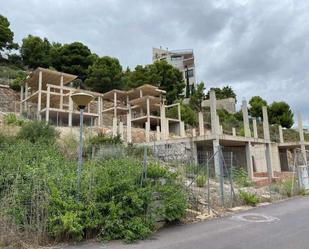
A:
[2,0,309,124]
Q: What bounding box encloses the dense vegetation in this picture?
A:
[0,121,188,246]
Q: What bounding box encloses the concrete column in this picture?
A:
[192,128,196,137]
[112,117,117,137]
[160,102,166,139]
[180,121,185,137]
[242,100,251,138]
[119,122,124,141]
[220,125,223,135]
[46,85,50,122]
[126,108,132,143]
[24,82,28,111]
[213,139,221,178]
[145,121,150,142]
[216,115,221,134]
[156,126,161,141]
[210,90,218,135]
[178,103,181,120]
[298,113,307,164]
[68,90,73,127]
[198,112,204,136]
[97,97,103,126]
[113,92,117,118]
[20,85,24,114]
[165,119,169,139]
[253,118,258,139]
[191,141,198,164]
[146,97,150,130]
[245,142,254,179]
[262,106,270,141]
[262,106,274,178]
[37,70,42,120]
[279,125,284,143]
[60,74,64,109]
[232,127,236,136]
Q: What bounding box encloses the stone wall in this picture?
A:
[0,85,19,113]
[202,98,236,114]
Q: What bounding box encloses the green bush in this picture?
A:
[196,175,207,187]
[232,167,252,187]
[0,138,187,244]
[280,179,294,197]
[3,113,24,126]
[239,191,259,206]
[18,120,58,143]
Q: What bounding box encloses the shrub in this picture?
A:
[280,179,295,197]
[18,120,58,143]
[3,113,23,126]
[239,191,259,206]
[0,139,187,244]
[196,175,207,187]
[232,167,252,187]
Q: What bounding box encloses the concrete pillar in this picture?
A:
[46,85,50,122]
[60,75,64,109]
[298,113,307,164]
[180,121,185,137]
[119,122,124,141]
[262,106,270,141]
[279,125,284,143]
[20,85,24,114]
[97,97,103,126]
[68,90,73,127]
[210,90,218,135]
[213,139,221,178]
[191,141,198,164]
[24,82,28,111]
[245,142,254,179]
[156,126,161,141]
[253,118,258,139]
[178,103,181,120]
[112,117,117,137]
[262,106,274,178]
[242,100,251,138]
[220,125,223,135]
[37,70,42,120]
[192,128,196,137]
[232,127,236,136]
[113,92,117,118]
[165,119,169,139]
[126,110,132,143]
[145,121,150,142]
[160,102,166,139]
[198,112,204,136]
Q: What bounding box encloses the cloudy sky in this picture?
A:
[2,0,309,125]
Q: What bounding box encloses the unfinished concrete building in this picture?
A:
[19,68,184,143]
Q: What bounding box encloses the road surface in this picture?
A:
[66,196,309,249]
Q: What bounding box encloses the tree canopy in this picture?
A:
[85,56,123,93]
[0,15,18,52]
[206,86,237,102]
[189,81,206,111]
[53,42,94,80]
[249,96,267,118]
[20,35,51,68]
[269,101,294,128]
[125,60,185,104]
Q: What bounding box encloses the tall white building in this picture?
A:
[152,47,196,97]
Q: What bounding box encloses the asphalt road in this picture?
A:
[66,196,309,249]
